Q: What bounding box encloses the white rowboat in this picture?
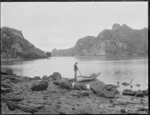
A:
[77,72,101,82]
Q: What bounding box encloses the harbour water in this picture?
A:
[1,56,148,91]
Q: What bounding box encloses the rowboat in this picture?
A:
[135,84,141,87]
[122,78,133,86]
[77,72,101,82]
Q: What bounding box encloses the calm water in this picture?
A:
[1,56,148,91]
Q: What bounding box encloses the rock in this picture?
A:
[33,76,41,80]
[122,89,136,96]
[42,75,48,81]
[54,79,72,90]
[137,107,148,111]
[104,84,119,95]
[60,80,72,90]
[78,91,90,96]
[72,107,75,110]
[9,96,24,102]
[1,68,8,75]
[1,87,12,93]
[90,80,105,96]
[10,77,20,83]
[136,90,144,97]
[1,69,14,75]
[102,90,117,98]
[59,111,66,114]
[15,103,44,114]
[63,78,75,83]
[109,99,113,103]
[70,91,90,97]
[68,78,75,82]
[22,76,33,81]
[120,109,126,113]
[53,79,67,85]
[1,74,21,83]
[31,80,49,91]
[11,97,24,102]
[6,101,16,111]
[74,83,87,90]
[104,84,117,91]
[143,89,148,96]
[53,80,61,85]
[50,72,62,80]
[6,69,13,75]
[1,83,11,88]
[47,75,53,81]
[111,88,119,94]
[2,94,24,102]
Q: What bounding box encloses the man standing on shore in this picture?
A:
[74,62,78,83]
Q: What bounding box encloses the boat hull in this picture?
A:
[77,72,101,82]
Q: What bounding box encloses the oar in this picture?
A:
[129,78,133,85]
[78,69,82,76]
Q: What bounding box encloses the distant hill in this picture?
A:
[1,27,49,59]
[51,24,148,56]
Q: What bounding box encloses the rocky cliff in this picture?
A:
[1,27,48,59]
[51,24,148,56]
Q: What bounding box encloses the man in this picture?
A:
[74,62,78,83]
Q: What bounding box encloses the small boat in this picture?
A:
[122,82,130,86]
[135,84,141,87]
[122,78,133,86]
[77,72,101,82]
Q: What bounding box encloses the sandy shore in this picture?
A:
[1,71,149,114]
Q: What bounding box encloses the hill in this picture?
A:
[1,27,48,59]
[51,24,148,56]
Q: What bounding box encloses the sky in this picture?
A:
[1,2,148,52]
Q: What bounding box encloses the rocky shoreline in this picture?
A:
[1,69,149,114]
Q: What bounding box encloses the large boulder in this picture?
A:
[74,83,87,90]
[31,80,49,91]
[2,94,24,102]
[63,78,75,83]
[1,68,13,75]
[1,82,11,88]
[136,90,144,97]
[6,101,16,111]
[10,77,21,83]
[122,89,136,96]
[1,74,21,83]
[53,79,63,85]
[47,75,53,81]
[6,69,13,75]
[70,91,90,97]
[50,72,62,80]
[1,68,8,75]
[42,75,48,81]
[102,90,118,98]
[15,103,44,114]
[104,84,117,91]
[90,80,105,96]
[143,89,148,96]
[1,87,12,93]
[68,78,75,82]
[78,91,90,96]
[54,79,72,90]
[21,76,33,82]
[33,76,41,80]
[111,88,119,94]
